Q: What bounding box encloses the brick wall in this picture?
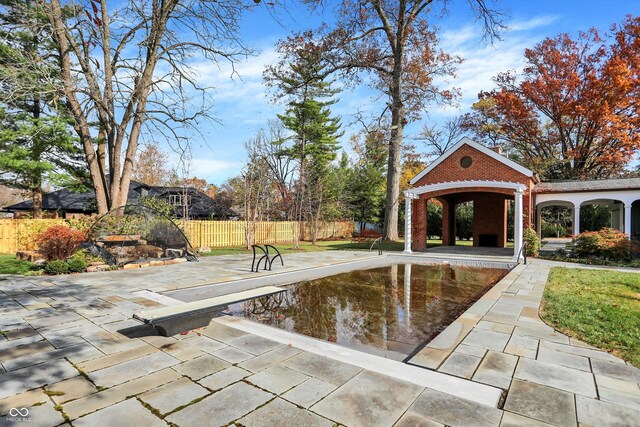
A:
[413,144,531,187]
[412,198,427,251]
[409,143,536,251]
[473,195,508,247]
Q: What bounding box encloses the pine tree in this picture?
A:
[266,39,343,244]
[0,0,86,217]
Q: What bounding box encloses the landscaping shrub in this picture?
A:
[574,228,635,261]
[523,227,540,257]
[71,249,101,264]
[17,220,61,251]
[66,258,88,273]
[36,225,87,262]
[66,217,92,232]
[44,259,70,275]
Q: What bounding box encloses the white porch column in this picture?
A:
[619,206,625,232]
[536,206,542,239]
[513,188,524,261]
[573,203,581,236]
[404,192,416,253]
[624,204,633,240]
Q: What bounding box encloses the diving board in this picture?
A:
[133,286,286,336]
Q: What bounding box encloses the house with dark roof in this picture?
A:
[2,181,236,219]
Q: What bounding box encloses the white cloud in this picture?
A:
[510,15,559,32]
[188,47,279,100]
[165,150,245,183]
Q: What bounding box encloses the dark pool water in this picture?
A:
[226,263,507,360]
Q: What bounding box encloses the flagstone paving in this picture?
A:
[0,252,639,426]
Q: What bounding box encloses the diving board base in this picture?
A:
[151,309,222,336]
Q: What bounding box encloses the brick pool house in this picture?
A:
[403,137,640,260]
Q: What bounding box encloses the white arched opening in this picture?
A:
[535,200,574,238]
[405,180,527,261]
[536,190,639,239]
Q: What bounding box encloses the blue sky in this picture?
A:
[162,0,640,185]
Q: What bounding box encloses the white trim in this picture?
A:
[406,180,527,197]
[535,190,639,208]
[624,204,633,240]
[513,189,524,262]
[404,195,414,253]
[409,137,534,185]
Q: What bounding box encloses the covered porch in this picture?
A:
[534,180,640,240]
[404,181,527,262]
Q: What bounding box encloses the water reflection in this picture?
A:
[226,264,506,360]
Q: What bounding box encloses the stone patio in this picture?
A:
[1,251,639,426]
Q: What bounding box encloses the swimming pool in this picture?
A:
[225,263,508,360]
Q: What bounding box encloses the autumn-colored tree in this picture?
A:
[282,0,503,240]
[399,143,425,194]
[470,16,640,179]
[132,144,170,186]
[460,97,506,148]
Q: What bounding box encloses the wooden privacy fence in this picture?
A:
[182,220,353,248]
[0,219,354,253]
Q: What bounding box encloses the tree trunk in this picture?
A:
[32,186,42,219]
[46,0,110,215]
[382,70,404,241]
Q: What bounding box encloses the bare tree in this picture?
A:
[41,0,256,214]
[252,121,296,219]
[0,185,27,210]
[417,116,466,159]
[240,133,276,249]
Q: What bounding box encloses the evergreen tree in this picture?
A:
[265,38,343,244]
[0,0,85,217]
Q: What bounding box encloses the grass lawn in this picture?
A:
[199,239,482,256]
[201,239,404,256]
[541,267,640,367]
[0,255,36,275]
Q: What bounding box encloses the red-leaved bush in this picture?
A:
[36,225,87,262]
[573,228,638,261]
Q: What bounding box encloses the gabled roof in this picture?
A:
[409,137,535,185]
